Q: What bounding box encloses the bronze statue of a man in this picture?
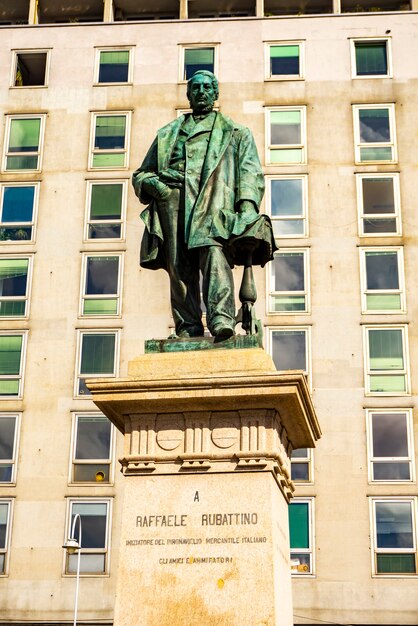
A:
[133,70,274,339]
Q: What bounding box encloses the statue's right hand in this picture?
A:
[142,177,171,200]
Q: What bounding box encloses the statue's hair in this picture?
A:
[187,70,219,100]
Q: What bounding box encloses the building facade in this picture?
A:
[0,0,417,623]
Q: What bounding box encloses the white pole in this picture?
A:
[70,513,82,626]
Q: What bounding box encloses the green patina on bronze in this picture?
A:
[132,70,277,341]
[145,333,262,354]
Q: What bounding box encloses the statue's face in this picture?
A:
[188,74,217,114]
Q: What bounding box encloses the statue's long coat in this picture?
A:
[132,112,270,270]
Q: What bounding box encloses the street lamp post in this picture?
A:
[63,513,82,626]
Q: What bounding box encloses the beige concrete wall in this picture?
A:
[0,13,417,623]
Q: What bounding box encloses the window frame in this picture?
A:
[370,497,418,577]
[84,179,127,242]
[363,325,410,396]
[351,38,392,79]
[88,111,131,171]
[366,409,415,484]
[353,104,397,165]
[0,182,39,244]
[93,46,133,86]
[178,44,219,84]
[268,248,310,315]
[2,114,46,173]
[0,331,27,400]
[69,412,115,485]
[79,252,124,318]
[0,413,20,485]
[289,497,315,576]
[74,329,120,399]
[265,41,305,81]
[359,246,405,314]
[356,173,401,237]
[266,175,309,239]
[265,106,307,166]
[291,447,314,484]
[0,499,13,576]
[0,255,33,319]
[266,326,311,389]
[63,498,112,577]
[10,48,51,88]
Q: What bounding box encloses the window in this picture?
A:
[0,414,19,483]
[0,184,38,243]
[266,42,304,80]
[352,39,391,78]
[0,257,32,318]
[90,112,130,169]
[180,45,216,82]
[356,174,401,236]
[81,254,122,316]
[0,332,26,398]
[371,498,417,575]
[266,107,306,165]
[367,410,414,482]
[267,176,308,238]
[76,331,119,397]
[12,50,49,87]
[353,104,396,163]
[95,48,132,84]
[289,498,314,575]
[269,249,309,314]
[269,327,310,378]
[360,247,404,313]
[85,181,126,240]
[71,414,113,483]
[65,500,111,574]
[364,326,409,395]
[3,115,45,172]
[291,448,313,483]
[0,500,12,575]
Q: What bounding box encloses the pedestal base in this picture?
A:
[114,472,292,626]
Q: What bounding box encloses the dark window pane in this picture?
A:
[80,334,115,375]
[373,462,410,481]
[0,259,28,297]
[289,502,309,549]
[0,417,16,459]
[364,219,397,234]
[15,52,47,86]
[271,179,303,217]
[98,51,129,83]
[76,417,111,460]
[270,45,299,75]
[0,335,22,375]
[0,465,12,481]
[291,448,308,459]
[86,257,119,295]
[372,413,408,457]
[0,503,8,548]
[362,178,395,215]
[291,463,309,481]
[94,116,126,150]
[366,252,399,290]
[272,331,306,371]
[359,109,390,143]
[376,502,413,548]
[274,253,304,291]
[184,48,214,80]
[2,186,35,222]
[88,224,121,239]
[72,503,107,549]
[90,184,123,220]
[377,553,416,574]
[355,42,387,76]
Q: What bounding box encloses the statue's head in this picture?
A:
[187,70,219,115]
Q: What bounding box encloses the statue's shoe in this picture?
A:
[213,325,234,339]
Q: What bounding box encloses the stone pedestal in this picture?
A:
[88,348,320,626]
